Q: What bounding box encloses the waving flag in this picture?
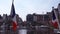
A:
[10,0,17,31]
[52,9,58,29]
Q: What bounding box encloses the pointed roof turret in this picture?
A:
[10,0,16,18]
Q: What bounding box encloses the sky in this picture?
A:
[0,0,60,21]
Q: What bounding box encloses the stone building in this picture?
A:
[26,13,53,34]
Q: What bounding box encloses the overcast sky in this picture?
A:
[0,0,60,21]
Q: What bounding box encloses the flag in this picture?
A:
[12,15,17,31]
[52,10,58,29]
[10,0,17,31]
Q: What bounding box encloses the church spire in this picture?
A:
[10,0,16,18]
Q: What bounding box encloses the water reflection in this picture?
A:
[19,29,27,34]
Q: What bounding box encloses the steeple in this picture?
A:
[10,0,16,17]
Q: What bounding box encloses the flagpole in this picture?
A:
[12,0,14,3]
[12,0,14,4]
